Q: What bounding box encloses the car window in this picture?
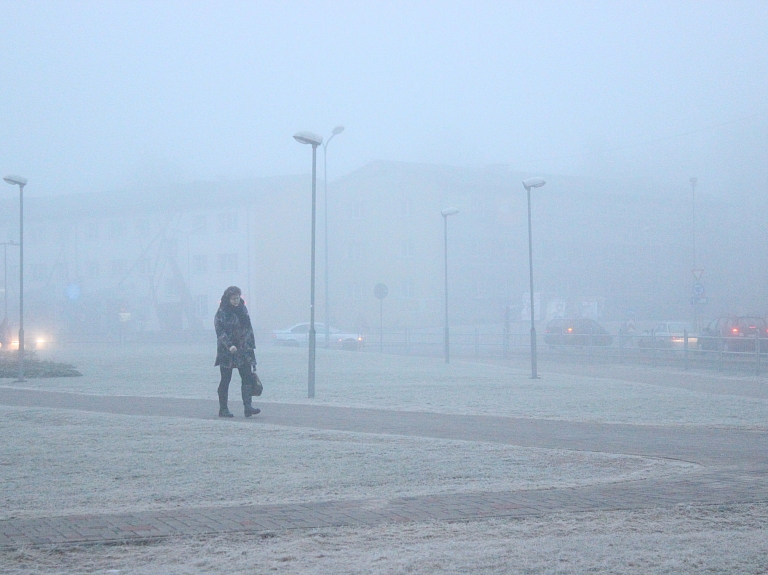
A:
[291,324,309,334]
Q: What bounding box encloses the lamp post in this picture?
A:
[293,131,323,399]
[1,241,19,324]
[441,207,459,363]
[322,125,344,348]
[3,175,27,382]
[690,176,698,331]
[522,177,546,379]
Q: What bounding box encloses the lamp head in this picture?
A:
[293,131,323,147]
[3,175,27,187]
[441,207,459,217]
[522,177,546,192]
[332,125,345,135]
[690,177,697,186]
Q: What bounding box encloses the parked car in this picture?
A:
[544,318,613,347]
[638,321,697,349]
[272,323,363,350]
[698,316,768,352]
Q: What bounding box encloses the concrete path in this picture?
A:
[1,387,766,548]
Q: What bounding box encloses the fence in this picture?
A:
[352,325,768,376]
[23,324,768,376]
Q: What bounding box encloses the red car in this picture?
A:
[699,316,768,352]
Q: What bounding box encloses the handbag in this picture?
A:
[249,362,263,396]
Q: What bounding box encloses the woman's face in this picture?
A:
[229,294,241,306]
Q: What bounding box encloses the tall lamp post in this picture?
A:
[441,207,459,363]
[293,132,323,399]
[689,177,698,331]
[1,240,19,324]
[522,177,546,379]
[322,125,344,348]
[3,175,27,382]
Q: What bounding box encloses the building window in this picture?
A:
[218,253,238,273]
[193,255,208,274]
[218,212,238,232]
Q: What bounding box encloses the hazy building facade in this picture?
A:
[0,162,764,342]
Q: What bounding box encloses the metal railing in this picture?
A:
[26,325,768,377]
[352,326,768,376]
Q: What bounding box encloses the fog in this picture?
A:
[1,1,768,333]
[2,1,766,194]
[4,4,768,569]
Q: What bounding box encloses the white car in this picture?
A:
[272,323,363,350]
[638,321,698,349]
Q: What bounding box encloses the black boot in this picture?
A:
[242,383,260,417]
[218,389,234,418]
[244,404,260,417]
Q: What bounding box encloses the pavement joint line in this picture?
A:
[1,388,767,548]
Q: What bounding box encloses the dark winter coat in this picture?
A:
[214,301,256,370]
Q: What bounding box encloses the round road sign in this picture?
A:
[692,283,705,296]
[374,283,388,299]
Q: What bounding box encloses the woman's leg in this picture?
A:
[217,366,234,417]
[237,366,260,417]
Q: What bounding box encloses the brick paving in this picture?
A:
[1,387,767,548]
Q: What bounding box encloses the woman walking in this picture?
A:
[214,286,260,418]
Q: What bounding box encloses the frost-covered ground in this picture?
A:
[3,504,767,574]
[0,406,694,520]
[1,343,766,574]
[23,343,768,427]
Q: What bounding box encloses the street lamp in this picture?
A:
[3,174,27,382]
[293,131,323,399]
[522,177,546,379]
[690,177,698,331]
[1,240,19,324]
[323,125,344,348]
[441,207,459,363]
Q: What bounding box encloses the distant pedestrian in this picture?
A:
[214,286,260,418]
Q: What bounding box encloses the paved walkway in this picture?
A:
[1,387,766,548]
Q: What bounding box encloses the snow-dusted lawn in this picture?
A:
[0,406,694,520]
[2,343,765,574]
[24,343,768,427]
[3,504,767,575]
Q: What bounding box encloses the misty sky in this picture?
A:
[1,0,767,197]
